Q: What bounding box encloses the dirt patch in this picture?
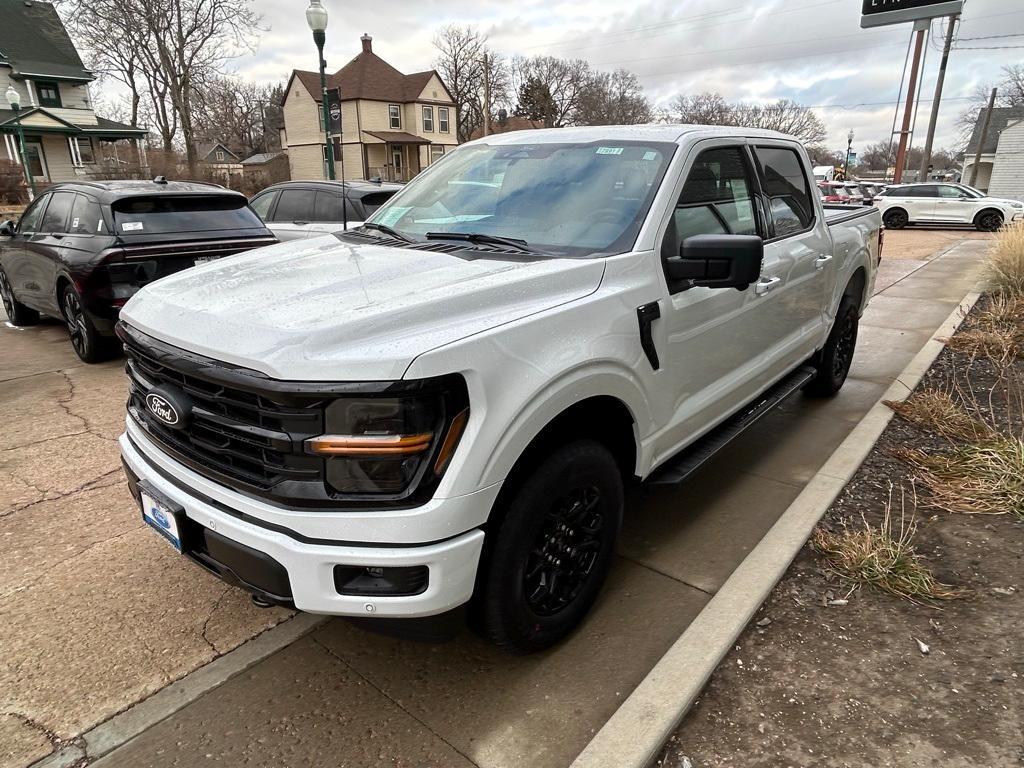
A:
[662,298,1024,768]
[882,228,991,261]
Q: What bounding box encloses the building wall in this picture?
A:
[38,134,76,181]
[962,154,994,192]
[988,121,1024,202]
[287,143,324,181]
[0,70,97,126]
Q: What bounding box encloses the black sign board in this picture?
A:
[326,88,342,135]
[861,0,962,28]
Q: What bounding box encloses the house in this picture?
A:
[197,142,243,182]
[281,34,458,182]
[240,151,289,187]
[468,114,545,141]
[0,0,148,190]
[961,106,1024,200]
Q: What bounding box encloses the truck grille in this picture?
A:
[121,326,327,500]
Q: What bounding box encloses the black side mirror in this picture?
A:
[0,220,15,237]
[666,234,763,290]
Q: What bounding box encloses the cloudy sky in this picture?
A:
[235,0,1023,153]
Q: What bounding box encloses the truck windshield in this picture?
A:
[366,141,675,256]
[112,195,266,235]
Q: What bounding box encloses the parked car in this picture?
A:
[0,179,276,363]
[118,126,881,653]
[819,182,854,204]
[857,182,882,201]
[875,182,1024,231]
[843,183,869,205]
[249,180,403,241]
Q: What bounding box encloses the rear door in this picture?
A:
[901,185,938,222]
[752,142,832,364]
[32,191,77,314]
[306,190,361,235]
[267,188,316,240]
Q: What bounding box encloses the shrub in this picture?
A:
[987,220,1024,297]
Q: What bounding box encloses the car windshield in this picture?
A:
[365,141,675,257]
[111,195,265,235]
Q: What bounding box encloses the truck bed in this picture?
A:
[823,203,877,226]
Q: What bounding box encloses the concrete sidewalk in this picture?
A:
[81,239,989,768]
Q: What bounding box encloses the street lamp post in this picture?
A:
[306,0,335,180]
[844,130,854,182]
[5,85,34,199]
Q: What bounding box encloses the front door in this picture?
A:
[391,146,404,181]
[933,183,974,223]
[22,140,49,184]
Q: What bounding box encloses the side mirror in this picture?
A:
[0,220,15,237]
[666,234,763,290]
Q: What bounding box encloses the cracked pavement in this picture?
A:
[1,318,292,768]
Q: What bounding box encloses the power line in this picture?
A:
[954,44,1024,50]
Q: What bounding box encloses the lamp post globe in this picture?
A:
[306,0,328,33]
[5,85,19,109]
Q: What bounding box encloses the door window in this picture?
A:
[40,191,75,233]
[16,194,49,234]
[673,146,759,241]
[249,191,277,220]
[272,189,315,222]
[754,146,814,237]
[313,191,349,222]
[936,185,964,199]
[904,185,937,198]
[69,195,106,235]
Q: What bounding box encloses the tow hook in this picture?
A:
[250,593,274,609]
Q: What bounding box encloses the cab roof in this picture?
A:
[464,123,794,147]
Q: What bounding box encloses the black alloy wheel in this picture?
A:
[0,267,38,326]
[472,439,623,653]
[62,283,113,364]
[975,211,1004,232]
[883,209,908,229]
[806,296,859,397]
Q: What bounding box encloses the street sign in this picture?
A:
[861,0,963,28]
[326,88,343,135]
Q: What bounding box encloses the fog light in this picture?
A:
[333,565,429,597]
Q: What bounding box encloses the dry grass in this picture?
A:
[884,388,994,443]
[812,488,968,603]
[943,294,1024,364]
[893,438,1024,519]
[986,221,1024,297]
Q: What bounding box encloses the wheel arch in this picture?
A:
[974,207,1005,229]
[882,206,909,226]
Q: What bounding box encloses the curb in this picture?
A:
[31,613,327,768]
[569,288,983,768]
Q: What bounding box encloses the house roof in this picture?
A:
[469,116,546,141]
[0,0,93,81]
[363,130,430,145]
[965,106,1024,155]
[289,35,454,106]
[241,152,284,165]
[197,142,241,163]
[0,108,146,137]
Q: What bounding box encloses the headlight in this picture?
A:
[1011,202,1023,209]
[305,377,469,497]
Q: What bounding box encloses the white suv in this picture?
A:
[876,182,1023,231]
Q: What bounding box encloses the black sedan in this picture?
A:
[0,179,276,362]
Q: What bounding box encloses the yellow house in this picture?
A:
[282,34,459,183]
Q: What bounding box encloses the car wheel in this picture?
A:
[882,208,908,229]
[62,284,114,364]
[974,210,1004,232]
[807,296,859,397]
[472,440,623,653]
[0,266,39,326]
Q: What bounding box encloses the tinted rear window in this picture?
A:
[360,190,398,215]
[111,195,264,235]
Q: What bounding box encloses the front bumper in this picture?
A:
[119,428,487,618]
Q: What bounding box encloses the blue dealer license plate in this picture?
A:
[140,490,183,551]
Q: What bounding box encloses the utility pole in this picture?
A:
[893,26,926,183]
[482,53,491,137]
[968,87,998,187]
[919,15,958,182]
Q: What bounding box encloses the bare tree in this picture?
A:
[194,76,283,157]
[668,92,736,125]
[576,69,653,126]
[956,65,1024,151]
[734,99,827,144]
[511,55,592,128]
[432,25,509,142]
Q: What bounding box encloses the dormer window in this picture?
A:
[37,81,62,108]
[216,150,225,161]
[389,104,401,129]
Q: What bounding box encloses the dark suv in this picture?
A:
[0,179,276,362]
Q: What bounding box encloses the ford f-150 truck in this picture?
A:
[117,126,881,653]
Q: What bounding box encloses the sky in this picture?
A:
[234,0,1024,155]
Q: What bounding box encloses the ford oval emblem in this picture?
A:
[152,506,170,529]
[146,393,180,426]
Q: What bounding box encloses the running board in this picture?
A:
[646,365,817,487]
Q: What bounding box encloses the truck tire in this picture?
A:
[473,439,623,653]
[882,208,908,229]
[806,296,859,397]
[62,284,115,364]
[974,209,1003,232]
[0,267,39,326]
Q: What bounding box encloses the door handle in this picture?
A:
[814,254,833,269]
[755,276,781,295]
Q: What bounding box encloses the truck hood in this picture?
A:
[120,235,605,380]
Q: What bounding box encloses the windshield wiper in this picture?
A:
[360,222,414,242]
[425,231,538,253]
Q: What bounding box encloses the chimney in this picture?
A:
[360,34,372,54]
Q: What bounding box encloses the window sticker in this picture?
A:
[596,147,624,155]
[375,206,410,227]
[121,222,144,231]
[642,151,658,161]
[71,217,80,229]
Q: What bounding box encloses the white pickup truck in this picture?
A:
[117,126,881,652]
